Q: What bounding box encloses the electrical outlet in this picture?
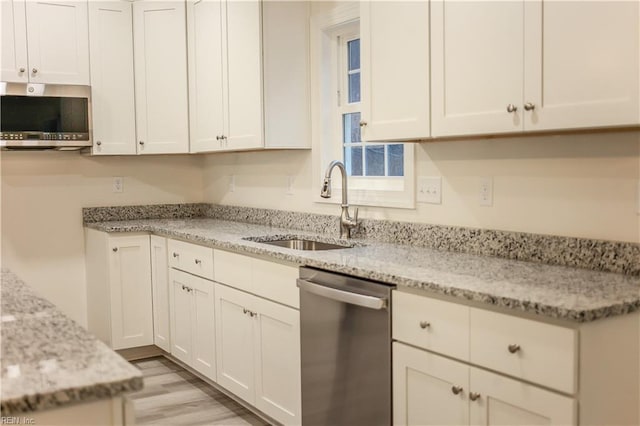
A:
[286,175,294,195]
[112,177,123,193]
[229,175,235,193]
[479,177,493,206]
[417,176,442,204]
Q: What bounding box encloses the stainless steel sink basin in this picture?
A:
[243,236,354,251]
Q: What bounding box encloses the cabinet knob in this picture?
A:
[19,67,25,73]
[359,121,367,127]
[419,321,430,329]
[96,141,102,146]
[139,141,144,145]
[524,102,536,111]
[243,308,248,315]
[216,136,221,141]
[451,386,463,395]
[506,104,517,113]
[172,252,179,258]
[112,247,118,252]
[469,392,481,401]
[194,259,201,265]
[508,344,521,354]
[181,285,186,290]
[32,68,38,74]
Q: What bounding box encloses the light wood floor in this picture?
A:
[130,357,270,426]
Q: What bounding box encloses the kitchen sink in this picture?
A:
[243,236,354,251]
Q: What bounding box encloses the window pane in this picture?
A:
[343,112,361,143]
[348,39,360,71]
[345,145,363,176]
[387,144,404,176]
[348,72,361,103]
[365,145,385,176]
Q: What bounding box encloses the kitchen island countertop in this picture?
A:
[0,269,143,415]
[86,217,640,323]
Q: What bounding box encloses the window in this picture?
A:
[311,4,415,209]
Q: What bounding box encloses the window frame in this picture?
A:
[310,3,416,209]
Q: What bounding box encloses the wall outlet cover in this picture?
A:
[479,176,493,207]
[112,177,123,193]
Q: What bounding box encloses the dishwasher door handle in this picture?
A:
[297,278,388,310]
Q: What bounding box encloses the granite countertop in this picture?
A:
[86,218,640,323]
[1,270,143,415]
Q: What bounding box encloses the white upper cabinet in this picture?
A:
[133,1,189,154]
[1,0,90,85]
[431,0,640,137]
[360,1,430,141]
[88,1,136,155]
[187,0,310,153]
[523,0,640,131]
[1,0,28,82]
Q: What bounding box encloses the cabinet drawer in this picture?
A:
[214,249,253,293]
[393,291,469,361]
[470,308,577,394]
[168,239,214,279]
[252,258,299,309]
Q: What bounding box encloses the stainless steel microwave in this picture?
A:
[1,84,91,150]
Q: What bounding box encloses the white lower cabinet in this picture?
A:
[85,229,154,351]
[215,283,301,425]
[393,342,576,426]
[150,236,170,352]
[169,268,216,381]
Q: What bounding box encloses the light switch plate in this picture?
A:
[112,177,123,193]
[417,176,442,204]
[479,176,493,207]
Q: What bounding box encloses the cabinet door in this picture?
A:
[24,1,90,85]
[190,275,216,381]
[214,283,255,404]
[393,342,469,426]
[108,235,153,350]
[224,0,263,150]
[88,1,136,155]
[360,1,430,141]
[469,367,576,426]
[431,0,524,137]
[169,269,193,365]
[133,1,189,154]
[1,0,28,82]
[253,297,300,425]
[187,0,225,153]
[150,236,170,352]
[523,0,640,130]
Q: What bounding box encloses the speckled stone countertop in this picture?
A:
[85,218,640,323]
[1,270,143,415]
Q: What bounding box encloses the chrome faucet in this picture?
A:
[321,160,359,239]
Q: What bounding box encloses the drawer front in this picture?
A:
[393,291,470,361]
[213,249,253,293]
[168,239,214,279]
[252,258,299,309]
[470,308,577,394]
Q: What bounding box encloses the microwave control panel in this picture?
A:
[1,132,90,141]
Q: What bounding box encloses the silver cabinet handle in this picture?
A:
[19,67,25,73]
[32,68,38,74]
[469,392,481,401]
[138,141,144,145]
[451,386,463,395]
[419,321,430,329]
[524,102,535,111]
[297,278,387,310]
[112,247,118,252]
[216,136,221,140]
[508,344,521,353]
[506,104,517,113]
[172,252,179,258]
[96,141,102,146]
[359,121,367,127]
[181,285,186,290]
[194,259,201,265]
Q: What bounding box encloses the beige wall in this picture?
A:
[203,130,640,244]
[1,152,203,326]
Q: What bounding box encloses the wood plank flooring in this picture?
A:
[130,357,270,426]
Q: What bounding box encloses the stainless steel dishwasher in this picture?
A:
[297,267,394,426]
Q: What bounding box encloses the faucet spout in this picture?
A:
[321,160,359,238]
